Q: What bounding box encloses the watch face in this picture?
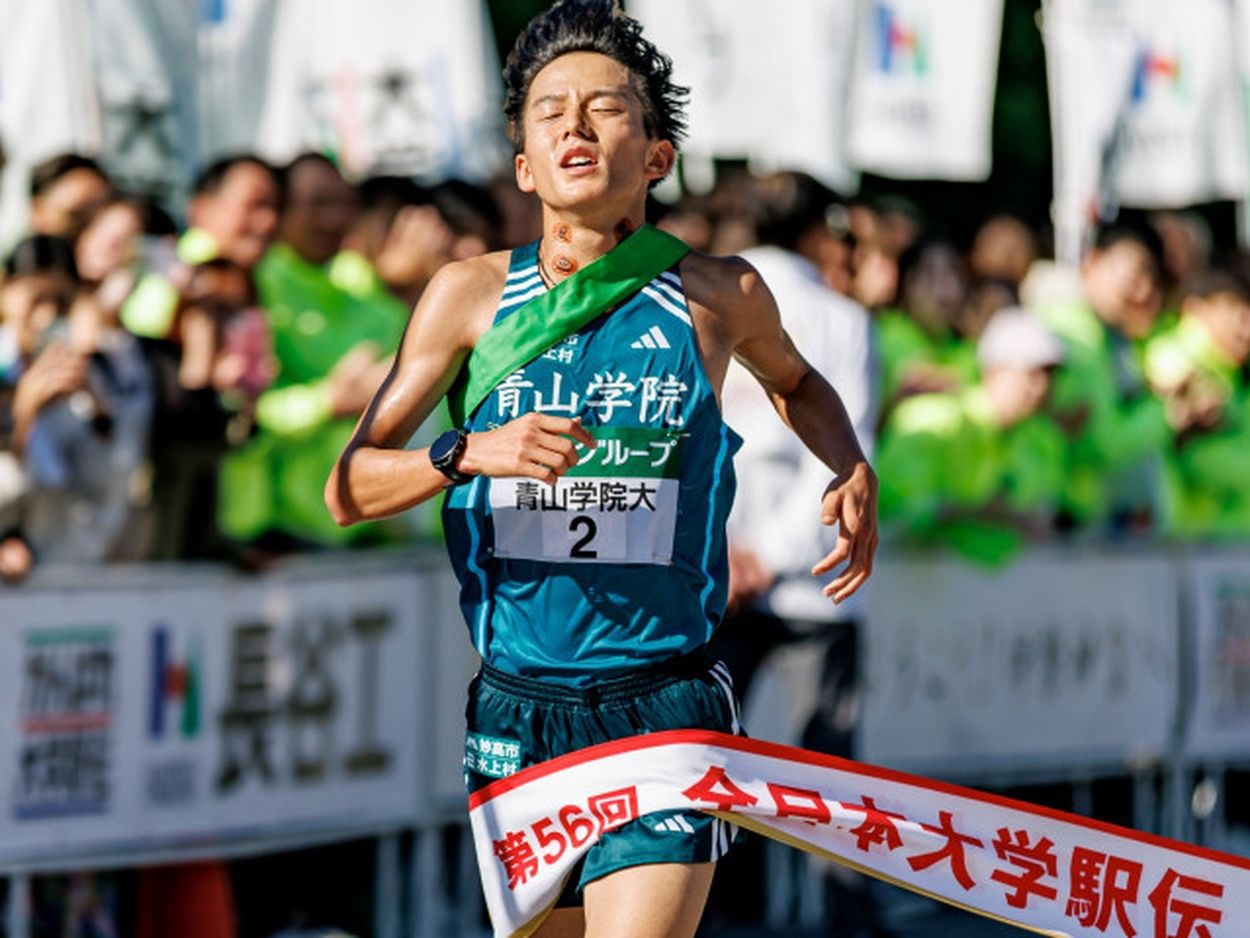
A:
[431,429,461,464]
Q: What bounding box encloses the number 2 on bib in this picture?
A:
[569,516,598,559]
[488,428,684,566]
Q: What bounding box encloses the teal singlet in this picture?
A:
[442,241,742,686]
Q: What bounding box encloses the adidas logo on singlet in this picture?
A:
[630,325,671,350]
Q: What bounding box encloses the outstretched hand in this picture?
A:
[811,461,879,604]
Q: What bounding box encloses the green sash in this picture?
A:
[446,225,691,426]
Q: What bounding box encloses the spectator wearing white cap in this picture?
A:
[876,307,1069,566]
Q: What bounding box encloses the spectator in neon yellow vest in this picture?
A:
[877,308,1068,566]
[219,153,410,550]
[1145,266,1250,538]
[876,238,980,411]
[1038,223,1171,533]
[121,155,281,340]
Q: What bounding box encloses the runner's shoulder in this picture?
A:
[417,251,513,347]
[678,251,770,319]
[423,250,512,309]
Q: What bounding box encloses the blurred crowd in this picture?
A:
[1,150,1247,583]
[0,149,530,582]
[657,171,1250,566]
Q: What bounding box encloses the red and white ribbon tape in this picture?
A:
[468,730,1250,937]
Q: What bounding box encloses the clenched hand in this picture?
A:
[459,413,597,485]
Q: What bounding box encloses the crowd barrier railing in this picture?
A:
[0,543,1245,936]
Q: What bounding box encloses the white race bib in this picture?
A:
[489,428,683,566]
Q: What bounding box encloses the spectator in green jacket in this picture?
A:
[876,238,980,413]
[877,308,1068,566]
[1039,222,1171,533]
[1145,265,1250,538]
[219,153,409,553]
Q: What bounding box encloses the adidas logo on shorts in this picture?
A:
[653,814,696,834]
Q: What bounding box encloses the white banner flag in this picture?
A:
[1046,0,1248,245]
[862,553,1179,774]
[846,0,1004,181]
[1041,0,1138,264]
[1240,0,1250,215]
[0,0,101,246]
[471,730,1250,938]
[630,0,859,194]
[1108,0,1247,209]
[197,0,283,160]
[88,0,201,212]
[255,0,506,181]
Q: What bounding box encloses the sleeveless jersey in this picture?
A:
[442,241,742,686]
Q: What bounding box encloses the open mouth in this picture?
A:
[559,149,598,170]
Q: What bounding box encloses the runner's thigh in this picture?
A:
[582,861,715,938]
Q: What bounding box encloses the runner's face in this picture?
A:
[515,52,673,218]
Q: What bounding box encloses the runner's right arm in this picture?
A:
[326,257,595,526]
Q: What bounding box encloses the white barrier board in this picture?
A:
[861,552,1179,774]
[0,557,429,867]
[1185,556,1250,760]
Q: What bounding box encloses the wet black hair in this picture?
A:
[3,235,78,282]
[502,0,688,152]
[30,153,109,199]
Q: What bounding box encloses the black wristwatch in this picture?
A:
[430,427,474,485]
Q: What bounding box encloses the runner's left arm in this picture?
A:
[715,257,879,603]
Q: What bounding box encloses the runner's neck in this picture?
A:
[536,213,646,287]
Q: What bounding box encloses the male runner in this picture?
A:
[326,2,877,935]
